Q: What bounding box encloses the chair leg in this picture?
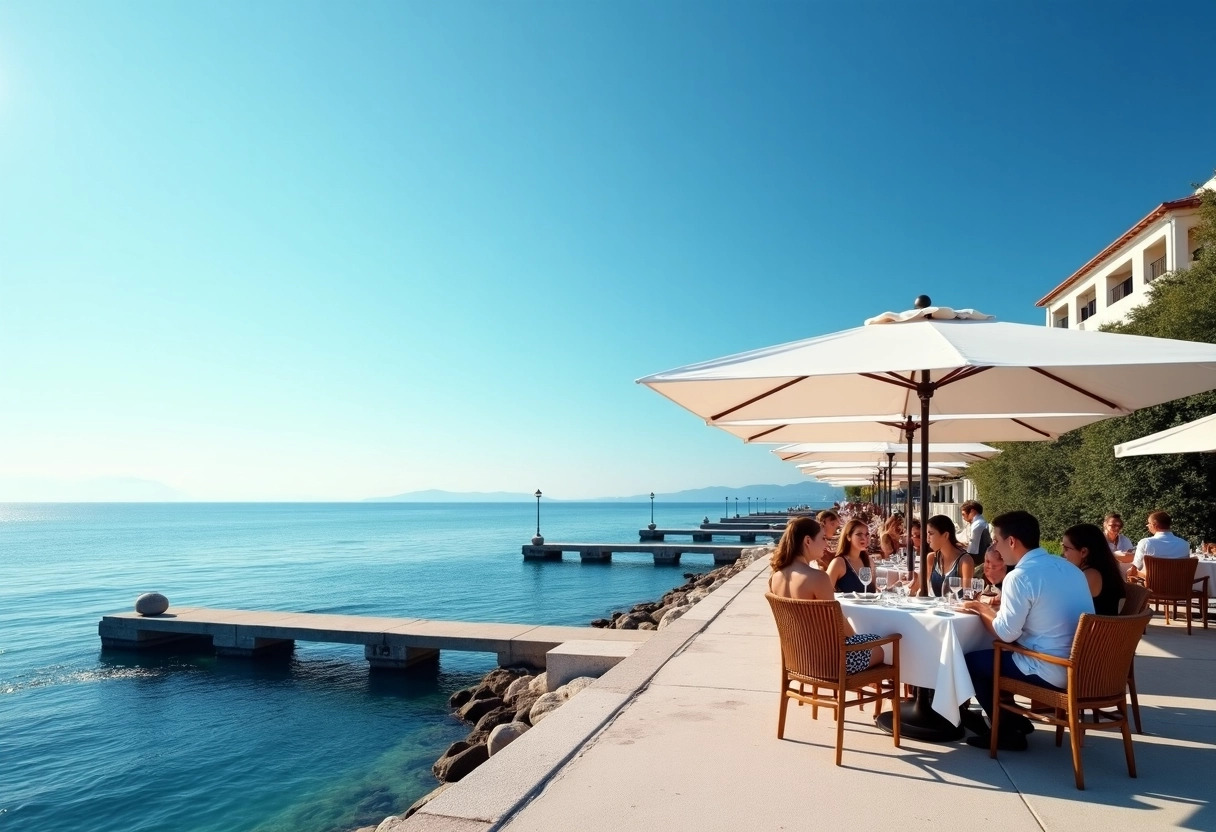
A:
[835,702,845,767]
[1128,662,1142,734]
[891,671,901,748]
[1055,708,1065,747]
[811,686,819,720]
[1120,702,1137,779]
[1186,600,1193,636]
[1068,708,1085,790]
[777,687,790,739]
[990,695,1002,760]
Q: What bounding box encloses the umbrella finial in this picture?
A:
[914,294,932,309]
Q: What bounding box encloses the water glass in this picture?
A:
[970,577,985,600]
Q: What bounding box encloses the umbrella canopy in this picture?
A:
[640,304,1216,423]
[1114,412,1216,457]
[774,441,1000,464]
[806,465,960,480]
[714,413,1105,444]
[796,460,968,471]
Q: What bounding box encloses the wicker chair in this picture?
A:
[1143,556,1206,635]
[990,611,1153,790]
[765,593,902,766]
[1120,583,1150,733]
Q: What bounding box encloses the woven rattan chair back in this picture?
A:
[1070,612,1153,701]
[765,595,844,681]
[1144,555,1198,599]
[1120,583,1149,616]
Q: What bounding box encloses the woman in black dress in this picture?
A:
[1061,522,1127,615]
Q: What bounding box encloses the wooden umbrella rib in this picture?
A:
[935,366,992,387]
[710,377,808,422]
[1011,418,1051,439]
[746,425,787,442]
[1029,367,1121,410]
[860,372,918,390]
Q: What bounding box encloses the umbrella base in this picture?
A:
[875,687,964,743]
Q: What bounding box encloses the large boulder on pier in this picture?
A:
[135,592,169,616]
[473,704,517,734]
[512,691,541,724]
[481,667,527,697]
[528,691,565,725]
[488,721,530,756]
[503,675,534,704]
[432,742,488,783]
[458,696,504,723]
[658,604,692,630]
[447,686,476,710]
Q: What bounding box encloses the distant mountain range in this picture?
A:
[364,482,844,504]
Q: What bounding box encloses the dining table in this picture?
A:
[838,593,991,741]
[1195,556,1216,599]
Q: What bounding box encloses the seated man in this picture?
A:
[1125,510,1190,580]
[960,511,1094,751]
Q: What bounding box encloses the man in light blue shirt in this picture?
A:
[960,510,1094,751]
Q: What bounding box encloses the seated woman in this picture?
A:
[827,518,877,593]
[925,515,974,598]
[879,515,903,560]
[1061,522,1127,615]
[769,516,883,672]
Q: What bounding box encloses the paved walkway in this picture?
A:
[401,557,1216,832]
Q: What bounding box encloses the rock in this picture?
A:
[135,592,169,616]
[529,691,565,725]
[458,696,504,723]
[481,667,524,697]
[696,576,715,588]
[433,742,488,783]
[438,739,470,761]
[464,728,491,747]
[709,579,726,591]
[614,616,639,630]
[503,675,534,704]
[528,672,548,694]
[637,621,656,630]
[590,618,611,628]
[488,721,530,756]
[448,687,475,710]
[658,604,692,630]
[558,676,595,699]
[470,686,499,702]
[403,783,451,819]
[473,704,516,734]
[686,588,709,604]
[649,606,671,624]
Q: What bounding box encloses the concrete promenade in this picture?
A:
[399,555,1216,832]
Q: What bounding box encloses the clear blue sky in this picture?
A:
[2,1,1214,500]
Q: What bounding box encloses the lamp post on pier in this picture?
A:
[734,497,739,517]
[747,496,751,516]
[532,489,544,545]
[648,492,656,530]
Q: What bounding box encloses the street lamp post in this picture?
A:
[648,492,656,530]
[747,496,751,516]
[734,497,739,518]
[532,489,544,545]
[724,496,728,521]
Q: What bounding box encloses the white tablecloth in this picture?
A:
[1195,558,1216,598]
[839,598,990,724]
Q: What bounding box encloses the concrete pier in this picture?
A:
[98,608,652,670]
[520,542,758,565]
[638,527,783,542]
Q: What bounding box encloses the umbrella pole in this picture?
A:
[876,375,965,744]
[886,452,894,520]
[904,420,914,579]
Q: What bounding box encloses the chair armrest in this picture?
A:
[994,640,1072,668]
[844,633,901,649]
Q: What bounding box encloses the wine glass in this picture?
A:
[970,577,985,600]
[947,576,962,606]
[875,569,889,603]
[858,566,873,594]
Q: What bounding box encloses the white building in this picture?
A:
[1036,174,1215,330]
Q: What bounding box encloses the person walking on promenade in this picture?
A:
[959,511,1093,751]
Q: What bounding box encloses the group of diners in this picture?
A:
[768,503,1197,753]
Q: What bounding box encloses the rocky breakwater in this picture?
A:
[361,544,772,830]
[590,543,770,632]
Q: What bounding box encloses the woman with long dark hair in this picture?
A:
[925,515,974,597]
[769,516,884,673]
[827,518,876,593]
[1061,522,1127,615]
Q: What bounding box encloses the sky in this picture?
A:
[2,1,1215,501]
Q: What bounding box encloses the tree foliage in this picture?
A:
[968,184,1216,544]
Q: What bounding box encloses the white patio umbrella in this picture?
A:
[775,442,1001,464]
[1114,412,1216,457]
[798,461,968,471]
[638,297,1216,741]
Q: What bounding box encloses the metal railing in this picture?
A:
[1148,256,1167,281]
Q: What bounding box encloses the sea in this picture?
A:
[0,501,810,832]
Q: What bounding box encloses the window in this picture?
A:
[1054,313,1069,328]
[1078,298,1096,322]
[1147,256,1167,281]
[1109,276,1133,304]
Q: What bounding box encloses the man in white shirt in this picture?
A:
[960,511,1094,751]
[1125,510,1190,579]
[961,500,990,557]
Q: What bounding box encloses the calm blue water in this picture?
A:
[0,501,793,832]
